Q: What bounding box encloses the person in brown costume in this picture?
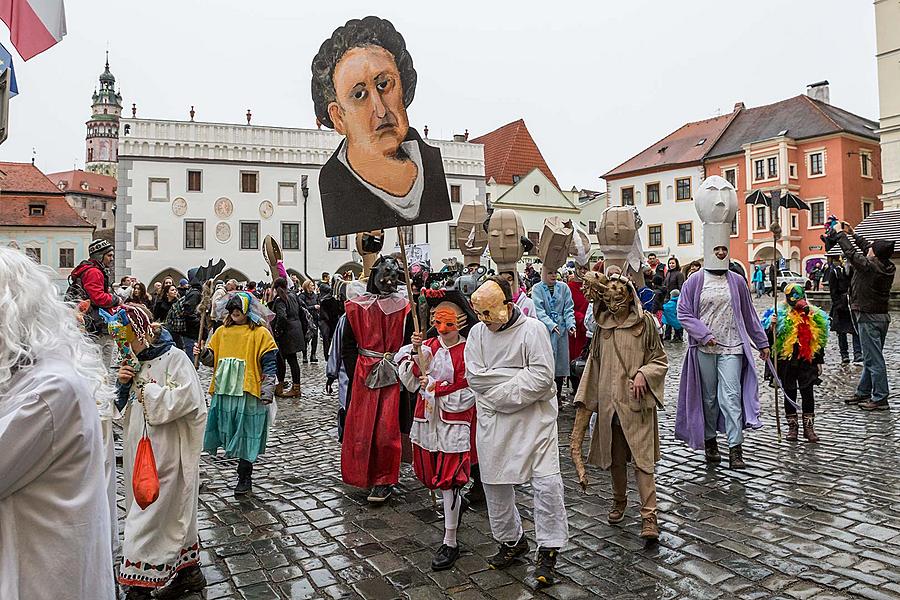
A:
[570,271,667,540]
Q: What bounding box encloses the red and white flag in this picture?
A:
[0,0,66,61]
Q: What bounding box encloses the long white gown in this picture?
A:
[118,345,207,589]
[0,357,116,600]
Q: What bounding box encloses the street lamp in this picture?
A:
[301,175,310,280]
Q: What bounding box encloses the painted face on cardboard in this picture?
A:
[488,210,525,268]
[456,203,489,259]
[432,305,462,338]
[329,46,410,160]
[471,280,510,326]
[695,176,738,225]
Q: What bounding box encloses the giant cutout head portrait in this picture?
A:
[312,16,453,237]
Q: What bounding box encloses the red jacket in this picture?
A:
[71,260,118,309]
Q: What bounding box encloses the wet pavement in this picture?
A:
[117,298,900,599]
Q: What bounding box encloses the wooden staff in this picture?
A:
[193,279,213,369]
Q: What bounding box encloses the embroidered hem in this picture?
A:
[117,542,200,588]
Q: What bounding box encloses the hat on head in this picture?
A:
[88,239,113,259]
[670,289,680,299]
[178,278,189,286]
[872,239,895,261]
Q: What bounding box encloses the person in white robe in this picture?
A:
[0,246,115,600]
[114,306,208,600]
[464,277,569,588]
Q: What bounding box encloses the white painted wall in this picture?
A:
[117,119,485,283]
[1,227,93,293]
[876,0,900,207]
[605,165,706,262]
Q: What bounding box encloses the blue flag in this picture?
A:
[0,42,18,98]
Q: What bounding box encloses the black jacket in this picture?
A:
[272,293,305,355]
[827,264,855,334]
[181,286,203,339]
[835,232,895,314]
[319,127,453,237]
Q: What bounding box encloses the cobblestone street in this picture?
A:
[118,304,900,600]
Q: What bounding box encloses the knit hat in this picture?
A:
[872,240,895,261]
[178,278,189,286]
[88,239,113,259]
[670,289,680,299]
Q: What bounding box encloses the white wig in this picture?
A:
[0,247,111,401]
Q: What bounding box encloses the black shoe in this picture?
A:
[533,547,559,587]
[704,438,721,464]
[729,445,747,470]
[309,358,319,363]
[302,357,309,364]
[488,534,529,569]
[125,587,153,600]
[153,565,207,599]
[367,485,393,504]
[845,394,871,405]
[841,357,850,365]
[431,544,460,571]
[234,460,253,496]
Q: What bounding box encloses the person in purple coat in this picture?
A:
[675,176,770,470]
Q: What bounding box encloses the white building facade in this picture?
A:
[605,165,707,264]
[875,0,900,209]
[116,119,485,283]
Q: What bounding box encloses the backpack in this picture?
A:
[166,297,187,333]
[65,268,105,335]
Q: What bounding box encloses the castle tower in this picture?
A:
[85,53,123,178]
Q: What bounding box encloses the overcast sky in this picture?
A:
[0,0,879,190]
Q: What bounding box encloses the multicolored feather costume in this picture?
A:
[761,300,830,363]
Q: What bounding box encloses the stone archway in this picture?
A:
[334,261,363,279]
[149,267,187,287]
[286,268,308,284]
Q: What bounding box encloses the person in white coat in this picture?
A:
[465,277,569,587]
[114,306,208,600]
[0,246,116,600]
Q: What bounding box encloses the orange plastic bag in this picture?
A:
[133,425,159,510]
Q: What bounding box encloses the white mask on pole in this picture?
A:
[695,176,738,270]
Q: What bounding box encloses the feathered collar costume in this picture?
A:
[762,284,829,363]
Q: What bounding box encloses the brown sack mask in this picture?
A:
[456,202,489,265]
[538,217,574,272]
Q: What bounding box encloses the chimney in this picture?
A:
[733,102,745,112]
[806,80,830,104]
[453,133,467,142]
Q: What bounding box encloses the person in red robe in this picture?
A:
[400,287,479,571]
[340,256,412,503]
[567,275,590,387]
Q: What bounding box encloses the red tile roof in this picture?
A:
[0,163,93,228]
[470,119,560,189]
[47,169,118,199]
[0,161,64,193]
[603,113,737,179]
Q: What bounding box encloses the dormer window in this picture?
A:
[57,181,66,190]
[29,204,45,216]
[81,181,89,191]
[696,138,706,146]
[658,146,668,154]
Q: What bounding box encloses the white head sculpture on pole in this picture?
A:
[695,175,738,271]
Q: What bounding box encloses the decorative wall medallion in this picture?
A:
[259,200,274,219]
[215,221,231,243]
[172,197,188,216]
[214,197,233,219]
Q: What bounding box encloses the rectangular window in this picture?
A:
[101,218,107,229]
[588,220,597,235]
[789,163,797,178]
[135,226,158,250]
[863,201,873,219]
[187,170,202,192]
[756,206,767,230]
[767,156,778,179]
[278,182,297,205]
[646,183,660,205]
[58,247,74,268]
[621,186,634,206]
[809,152,824,176]
[810,201,825,227]
[648,225,662,247]
[676,177,691,201]
[28,204,45,216]
[282,222,300,250]
[328,235,348,250]
[184,220,205,249]
[754,160,765,181]
[450,185,461,203]
[149,178,170,202]
[677,222,693,245]
[448,225,459,250]
[791,214,798,230]
[240,221,259,249]
[398,225,414,245]
[731,212,739,236]
[724,168,736,188]
[25,247,41,263]
[861,152,872,178]
[240,171,259,193]
[527,231,540,254]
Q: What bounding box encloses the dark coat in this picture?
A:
[319,127,453,237]
[835,232,896,314]
[272,292,305,355]
[299,290,320,324]
[827,265,855,334]
[153,298,174,323]
[181,286,202,339]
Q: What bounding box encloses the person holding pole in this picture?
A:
[675,177,770,470]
